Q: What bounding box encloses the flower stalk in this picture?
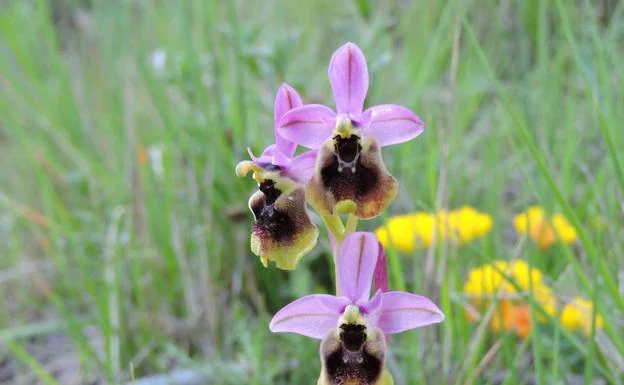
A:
[236,42,443,384]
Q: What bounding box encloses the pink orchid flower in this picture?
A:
[269,232,444,339]
[235,84,319,270]
[244,83,317,184]
[277,43,424,219]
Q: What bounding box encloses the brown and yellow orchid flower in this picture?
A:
[236,84,319,270]
[277,43,424,219]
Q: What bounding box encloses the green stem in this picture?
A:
[339,213,360,296]
[322,214,345,294]
[322,214,345,247]
[322,213,360,295]
[344,213,359,235]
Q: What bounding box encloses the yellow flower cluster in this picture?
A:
[489,302,533,339]
[513,206,577,250]
[463,260,556,338]
[463,260,603,338]
[463,260,555,311]
[375,206,492,252]
[560,297,604,336]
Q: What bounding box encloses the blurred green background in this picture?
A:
[1,0,623,384]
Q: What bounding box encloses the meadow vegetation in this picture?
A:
[0,0,623,384]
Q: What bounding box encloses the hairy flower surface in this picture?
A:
[278,43,424,219]
[270,232,444,339]
[560,297,604,336]
[513,206,577,249]
[375,207,492,252]
[236,84,319,270]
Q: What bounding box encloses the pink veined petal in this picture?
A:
[278,104,336,149]
[361,289,383,314]
[337,232,379,303]
[374,291,445,335]
[373,243,389,293]
[248,146,274,165]
[361,104,425,147]
[284,150,317,184]
[274,83,304,126]
[328,42,369,115]
[271,147,291,169]
[361,289,383,328]
[274,83,303,157]
[269,294,349,339]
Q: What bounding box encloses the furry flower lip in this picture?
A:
[236,84,319,270]
[318,306,390,385]
[277,43,424,219]
[269,232,444,339]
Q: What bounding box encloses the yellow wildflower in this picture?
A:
[511,305,533,338]
[551,214,577,244]
[489,302,533,339]
[513,206,542,234]
[513,206,577,249]
[560,297,604,336]
[464,260,558,338]
[489,300,514,333]
[449,206,493,244]
[375,214,419,253]
[463,261,510,297]
[376,206,492,252]
[463,260,543,298]
[533,284,557,319]
[510,260,543,291]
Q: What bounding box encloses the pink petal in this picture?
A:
[328,42,369,115]
[373,243,389,293]
[337,232,379,303]
[274,84,303,157]
[271,147,291,168]
[361,104,424,146]
[247,146,274,165]
[269,294,349,339]
[284,150,318,184]
[278,104,336,149]
[374,291,444,334]
[362,289,383,315]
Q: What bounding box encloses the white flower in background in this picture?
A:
[149,48,167,78]
[147,145,164,178]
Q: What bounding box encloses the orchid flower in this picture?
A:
[238,83,318,185]
[236,84,319,270]
[270,232,444,337]
[270,232,443,384]
[278,43,424,219]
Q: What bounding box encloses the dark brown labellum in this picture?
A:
[340,324,366,352]
[247,181,318,270]
[321,136,379,201]
[308,135,398,219]
[251,180,295,243]
[324,327,383,384]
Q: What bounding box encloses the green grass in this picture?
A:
[1,0,623,384]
